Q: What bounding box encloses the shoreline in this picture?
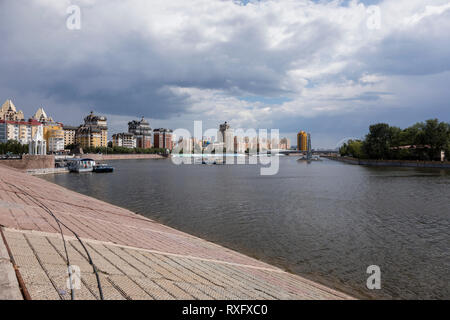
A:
[324,155,450,169]
[0,154,167,174]
[0,163,353,300]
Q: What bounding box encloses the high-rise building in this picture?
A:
[112,132,137,149]
[63,126,77,147]
[258,136,269,151]
[153,128,173,150]
[76,111,108,149]
[0,119,42,144]
[45,124,64,153]
[279,137,291,150]
[176,136,193,153]
[32,108,64,152]
[307,133,311,152]
[218,122,234,151]
[0,101,49,151]
[128,117,152,148]
[76,126,102,149]
[233,136,246,154]
[0,99,25,121]
[250,136,259,151]
[297,131,308,151]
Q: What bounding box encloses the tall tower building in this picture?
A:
[128,117,152,148]
[297,131,308,151]
[76,111,108,148]
[218,122,234,152]
[153,128,173,151]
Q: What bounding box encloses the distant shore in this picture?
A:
[324,155,450,169]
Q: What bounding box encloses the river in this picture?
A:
[41,157,450,299]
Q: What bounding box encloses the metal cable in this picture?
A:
[6,181,104,300]
[6,181,75,299]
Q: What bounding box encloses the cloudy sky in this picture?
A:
[0,0,449,148]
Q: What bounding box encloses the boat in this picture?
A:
[297,154,322,162]
[202,158,214,165]
[93,163,114,173]
[201,157,224,165]
[68,158,95,173]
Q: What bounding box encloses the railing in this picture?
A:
[26,167,69,175]
[0,154,23,160]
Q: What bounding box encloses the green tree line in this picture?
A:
[340,119,450,161]
[66,144,167,155]
[0,140,29,155]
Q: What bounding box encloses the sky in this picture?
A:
[0,0,449,148]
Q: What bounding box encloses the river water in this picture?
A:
[41,157,450,299]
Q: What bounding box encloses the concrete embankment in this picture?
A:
[0,164,353,300]
[0,155,55,170]
[0,154,166,173]
[324,156,450,169]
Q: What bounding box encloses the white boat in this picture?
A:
[68,158,96,173]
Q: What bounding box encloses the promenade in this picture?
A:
[0,164,353,300]
[324,155,450,169]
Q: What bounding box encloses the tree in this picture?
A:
[388,126,402,147]
[347,140,364,158]
[340,140,365,158]
[362,123,393,159]
[356,119,450,161]
[339,143,348,156]
[398,123,421,146]
[416,119,450,161]
[0,140,28,155]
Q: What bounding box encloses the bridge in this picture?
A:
[272,149,339,156]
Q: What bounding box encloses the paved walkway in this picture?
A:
[0,164,353,300]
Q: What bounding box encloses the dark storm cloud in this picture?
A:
[0,2,189,119]
[0,0,344,119]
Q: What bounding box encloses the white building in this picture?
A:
[233,135,246,154]
[112,132,137,148]
[218,122,234,152]
[0,119,43,145]
[48,134,65,153]
[29,125,46,155]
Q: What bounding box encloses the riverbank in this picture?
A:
[324,155,450,169]
[0,163,352,300]
[0,155,55,171]
[0,154,166,174]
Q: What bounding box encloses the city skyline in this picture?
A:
[1,98,297,150]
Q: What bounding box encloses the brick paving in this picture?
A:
[0,164,353,300]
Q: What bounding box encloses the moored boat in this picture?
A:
[68,158,95,173]
[93,163,114,173]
